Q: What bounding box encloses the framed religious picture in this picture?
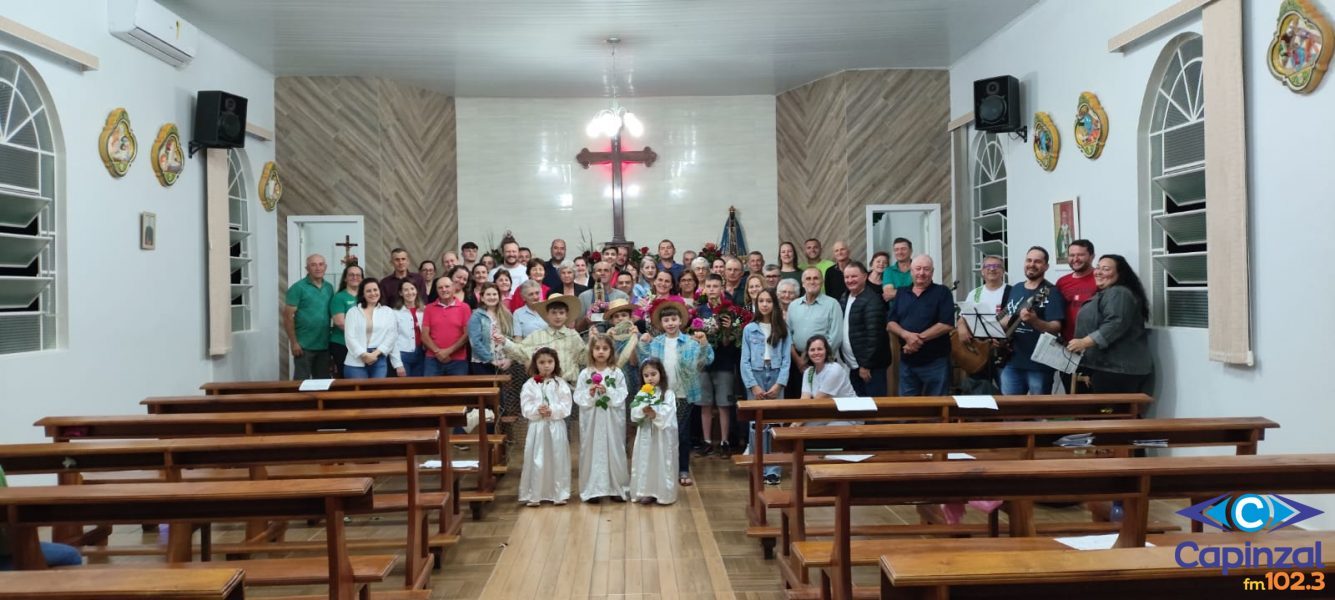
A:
[1072,92,1109,159]
[258,161,283,211]
[140,212,157,250]
[1052,198,1080,263]
[150,123,185,187]
[1032,111,1060,171]
[1267,0,1332,94]
[98,108,137,178]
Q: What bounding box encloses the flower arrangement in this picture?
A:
[697,242,722,265]
[695,299,752,346]
[585,371,617,409]
[586,300,609,317]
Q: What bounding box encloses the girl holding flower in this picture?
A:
[629,358,678,504]
[574,333,632,502]
[518,348,573,506]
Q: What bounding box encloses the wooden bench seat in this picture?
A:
[200,374,508,395]
[878,533,1335,599]
[810,453,1335,600]
[0,568,245,600]
[78,555,396,587]
[270,591,429,600]
[145,388,499,414]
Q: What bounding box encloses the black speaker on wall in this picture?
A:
[973,75,1025,138]
[191,91,248,156]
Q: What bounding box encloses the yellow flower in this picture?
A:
[640,384,655,394]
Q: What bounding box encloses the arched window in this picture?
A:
[228,149,254,332]
[0,53,60,354]
[1143,34,1206,328]
[969,132,1007,290]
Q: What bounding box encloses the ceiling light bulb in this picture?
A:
[623,112,643,137]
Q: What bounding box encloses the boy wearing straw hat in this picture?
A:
[636,299,713,487]
[497,293,587,386]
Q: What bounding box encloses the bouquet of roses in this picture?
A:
[628,245,651,268]
[587,300,609,317]
[630,383,664,424]
[696,299,752,346]
[698,242,722,265]
[584,371,617,409]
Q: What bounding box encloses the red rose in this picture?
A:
[641,246,650,254]
[534,375,545,383]
[590,251,602,262]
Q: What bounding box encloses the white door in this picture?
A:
[866,204,943,284]
[288,216,365,288]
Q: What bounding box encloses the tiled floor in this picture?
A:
[96,436,1192,599]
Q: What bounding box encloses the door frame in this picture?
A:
[286,215,366,285]
[865,204,943,283]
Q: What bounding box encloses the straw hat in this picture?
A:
[537,293,582,322]
[603,298,635,320]
[649,299,690,331]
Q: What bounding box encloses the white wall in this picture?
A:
[0,1,278,452]
[457,96,779,261]
[951,0,1335,524]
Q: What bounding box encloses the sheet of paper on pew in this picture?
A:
[298,378,336,391]
[947,453,976,460]
[833,397,877,412]
[824,454,874,463]
[1054,433,1095,448]
[952,395,998,409]
[1056,533,1155,551]
[421,460,480,469]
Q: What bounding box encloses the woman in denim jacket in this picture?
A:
[740,288,792,484]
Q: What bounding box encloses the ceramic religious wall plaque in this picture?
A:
[1267,0,1332,93]
[258,161,283,211]
[1072,92,1109,160]
[98,108,137,178]
[151,123,185,187]
[1032,112,1060,172]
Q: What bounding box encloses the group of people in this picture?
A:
[283,232,1154,493]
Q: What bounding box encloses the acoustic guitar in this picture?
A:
[991,283,1053,368]
[950,331,992,375]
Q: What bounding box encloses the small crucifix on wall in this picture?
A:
[576,138,657,244]
[336,235,359,266]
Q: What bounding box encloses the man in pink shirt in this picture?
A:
[421,277,472,376]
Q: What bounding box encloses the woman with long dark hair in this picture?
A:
[1066,254,1153,393]
[329,264,365,378]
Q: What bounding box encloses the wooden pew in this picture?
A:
[878,532,1335,599]
[735,393,1154,556]
[0,430,450,589]
[200,374,508,395]
[0,568,246,600]
[807,453,1335,600]
[0,478,375,600]
[142,387,505,490]
[34,406,498,520]
[770,417,1277,593]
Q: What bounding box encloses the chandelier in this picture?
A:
[586,37,643,138]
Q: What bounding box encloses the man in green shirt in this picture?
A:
[285,254,334,379]
[800,237,836,295]
[882,237,914,304]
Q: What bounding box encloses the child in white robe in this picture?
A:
[518,347,573,506]
[574,333,631,502]
[629,358,678,504]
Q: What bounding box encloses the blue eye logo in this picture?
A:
[1177,493,1322,533]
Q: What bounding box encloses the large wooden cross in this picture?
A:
[576,137,657,244]
[335,235,359,265]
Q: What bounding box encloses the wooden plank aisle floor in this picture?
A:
[94,435,1192,599]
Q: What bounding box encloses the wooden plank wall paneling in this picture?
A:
[274,76,457,376]
[777,70,952,283]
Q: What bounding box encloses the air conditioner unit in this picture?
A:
[108,0,199,67]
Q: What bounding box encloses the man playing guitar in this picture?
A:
[953,255,1008,388]
[996,247,1066,395]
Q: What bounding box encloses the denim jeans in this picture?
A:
[1000,365,1054,395]
[399,348,425,377]
[745,366,785,477]
[848,365,888,397]
[0,542,82,570]
[343,349,388,379]
[898,356,951,396]
[423,357,469,376]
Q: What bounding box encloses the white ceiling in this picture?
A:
[163,0,1036,97]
